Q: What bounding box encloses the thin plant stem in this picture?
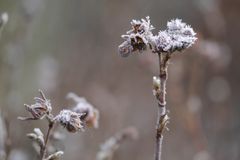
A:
[40,121,54,160]
[154,53,170,160]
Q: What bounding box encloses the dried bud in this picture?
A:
[27,128,45,148]
[20,90,52,120]
[153,76,161,97]
[67,92,100,129]
[55,110,84,133]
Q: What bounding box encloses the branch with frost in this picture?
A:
[18,90,99,160]
[118,17,197,160]
[96,127,138,160]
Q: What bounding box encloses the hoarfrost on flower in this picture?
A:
[55,110,84,133]
[163,19,197,52]
[118,16,155,57]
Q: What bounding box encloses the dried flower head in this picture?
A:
[155,19,197,53]
[55,110,84,133]
[118,16,154,57]
[19,90,52,120]
[118,17,197,56]
[67,92,99,129]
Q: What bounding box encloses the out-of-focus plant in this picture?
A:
[0,112,11,160]
[118,17,197,160]
[18,90,99,160]
[0,12,8,38]
[96,127,138,160]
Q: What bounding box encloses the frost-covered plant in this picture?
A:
[118,17,196,56]
[18,90,99,160]
[118,17,197,160]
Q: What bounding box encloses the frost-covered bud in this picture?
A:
[153,76,160,89]
[24,90,52,119]
[55,110,84,133]
[153,76,161,97]
[67,92,99,129]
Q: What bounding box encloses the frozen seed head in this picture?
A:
[55,110,84,133]
[156,18,197,53]
[118,16,154,57]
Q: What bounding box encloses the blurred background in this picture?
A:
[0,0,239,160]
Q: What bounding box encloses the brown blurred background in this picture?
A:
[0,0,240,160]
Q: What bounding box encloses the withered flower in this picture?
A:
[118,16,154,57]
[67,92,99,129]
[55,110,84,133]
[19,90,52,120]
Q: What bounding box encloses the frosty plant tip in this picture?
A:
[118,17,197,160]
[18,90,99,160]
[118,16,197,57]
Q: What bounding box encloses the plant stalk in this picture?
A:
[154,53,170,160]
[40,121,54,160]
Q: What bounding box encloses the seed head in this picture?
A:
[55,110,84,133]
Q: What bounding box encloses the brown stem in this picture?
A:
[155,53,170,160]
[40,121,54,160]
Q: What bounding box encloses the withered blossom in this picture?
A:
[19,90,52,120]
[55,110,84,133]
[67,92,99,129]
[118,16,154,57]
